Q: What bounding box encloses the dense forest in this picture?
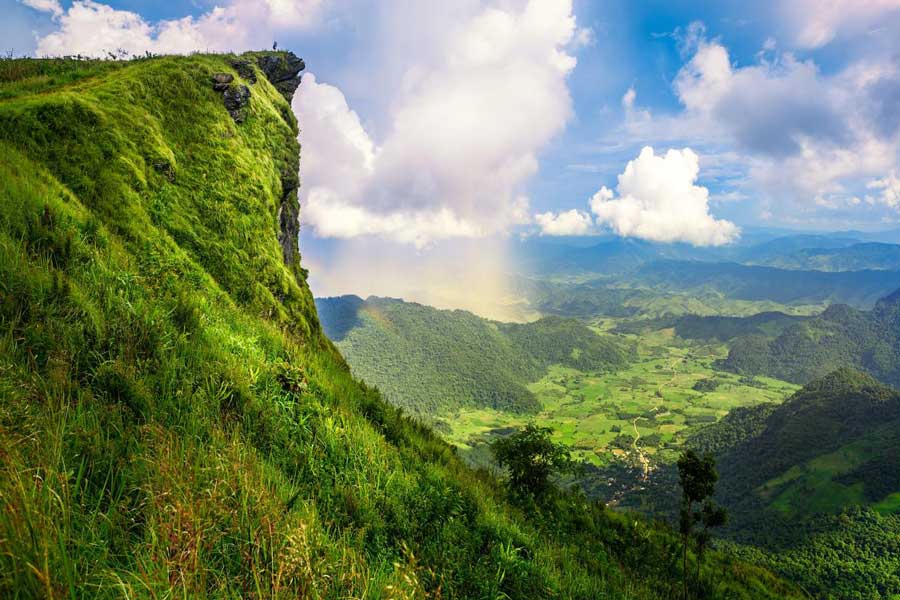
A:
[316,295,634,416]
[721,291,900,386]
[693,370,900,599]
[0,53,807,599]
[613,311,806,341]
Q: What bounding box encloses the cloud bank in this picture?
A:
[535,209,593,236]
[621,22,900,223]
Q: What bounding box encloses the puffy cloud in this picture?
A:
[780,0,900,49]
[297,0,580,245]
[867,171,900,208]
[673,36,848,157]
[534,209,593,236]
[589,147,739,246]
[29,0,325,57]
[620,26,900,222]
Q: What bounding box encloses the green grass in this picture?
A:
[0,53,805,599]
[873,492,900,514]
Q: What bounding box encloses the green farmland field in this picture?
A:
[441,324,798,473]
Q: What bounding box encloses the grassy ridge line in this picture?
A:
[0,54,799,599]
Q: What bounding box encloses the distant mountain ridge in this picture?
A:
[633,260,900,307]
[515,233,900,278]
[747,242,900,271]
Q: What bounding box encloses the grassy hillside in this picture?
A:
[316,295,633,416]
[721,291,900,386]
[0,53,805,599]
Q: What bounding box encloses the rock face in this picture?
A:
[229,60,257,83]
[222,84,251,123]
[256,52,305,103]
[277,160,301,268]
[211,72,234,91]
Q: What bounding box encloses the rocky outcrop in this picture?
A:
[230,59,257,83]
[212,72,233,91]
[256,52,305,103]
[222,84,251,123]
[277,146,302,268]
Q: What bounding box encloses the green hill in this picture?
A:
[0,53,803,599]
[316,295,633,416]
[721,290,900,386]
[690,370,900,598]
[613,311,806,341]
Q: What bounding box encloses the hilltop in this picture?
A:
[0,53,800,598]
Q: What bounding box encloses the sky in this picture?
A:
[6,0,900,311]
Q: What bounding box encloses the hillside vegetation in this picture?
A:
[316,295,633,416]
[693,370,900,599]
[0,53,803,599]
[721,290,900,386]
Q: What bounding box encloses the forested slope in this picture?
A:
[690,370,900,599]
[721,290,900,386]
[316,295,633,415]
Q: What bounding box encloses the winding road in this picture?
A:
[631,358,680,481]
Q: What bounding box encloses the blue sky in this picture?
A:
[6,0,900,305]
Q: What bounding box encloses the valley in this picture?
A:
[440,324,797,476]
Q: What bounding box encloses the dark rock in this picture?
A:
[230,60,257,83]
[277,164,300,267]
[152,160,175,182]
[211,72,234,91]
[256,52,305,103]
[222,84,251,123]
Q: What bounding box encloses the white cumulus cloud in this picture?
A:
[589,147,739,246]
[21,0,63,17]
[534,209,593,236]
[296,0,580,245]
[867,171,900,208]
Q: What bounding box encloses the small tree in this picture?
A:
[490,423,575,500]
[677,449,727,599]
